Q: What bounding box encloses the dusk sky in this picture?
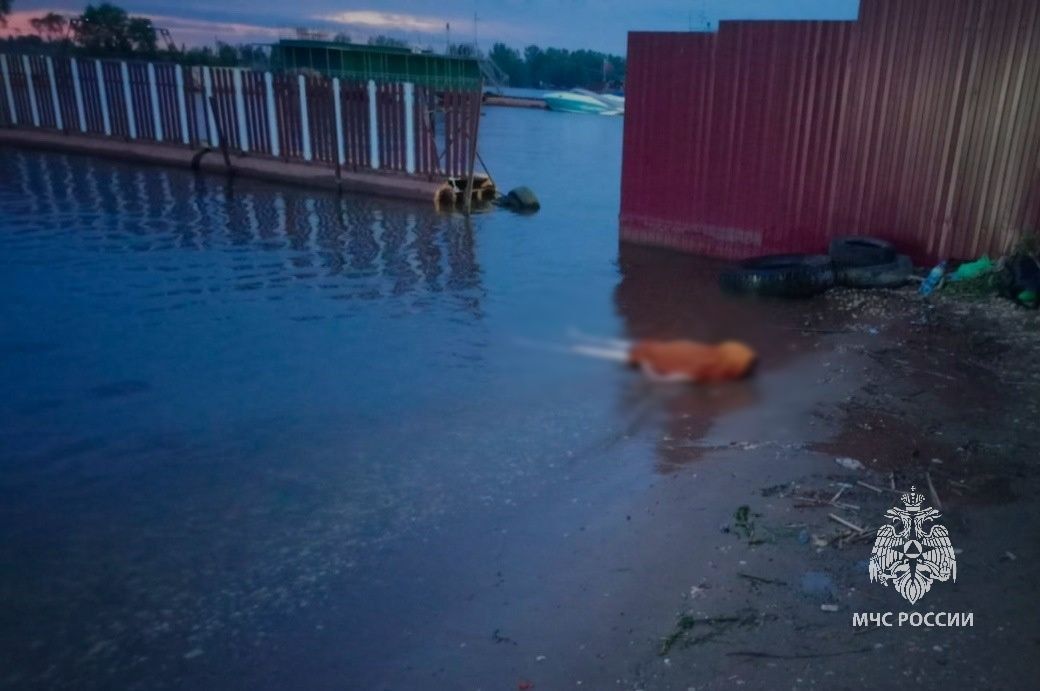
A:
[4,0,860,54]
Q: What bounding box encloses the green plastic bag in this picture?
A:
[950,256,993,281]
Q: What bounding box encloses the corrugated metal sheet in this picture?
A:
[620,0,1040,262]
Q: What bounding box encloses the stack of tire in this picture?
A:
[719,237,913,298]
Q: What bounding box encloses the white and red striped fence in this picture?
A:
[0,53,482,179]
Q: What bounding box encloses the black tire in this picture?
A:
[835,254,913,288]
[829,236,897,268]
[720,254,835,298]
[500,186,540,211]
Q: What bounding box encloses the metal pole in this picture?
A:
[332,77,345,169]
[0,55,17,125]
[463,82,482,214]
[403,82,416,174]
[175,65,189,144]
[367,79,379,169]
[70,57,86,132]
[95,60,111,136]
[264,71,279,156]
[45,57,63,130]
[147,62,163,141]
[23,56,40,127]
[120,61,136,139]
[298,74,311,162]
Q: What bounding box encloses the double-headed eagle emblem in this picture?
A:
[869,486,956,604]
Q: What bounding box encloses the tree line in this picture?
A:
[488,43,625,90]
[0,1,626,87]
[0,3,271,67]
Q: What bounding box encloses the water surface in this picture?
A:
[1,108,821,689]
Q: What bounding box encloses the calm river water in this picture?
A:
[0,107,820,689]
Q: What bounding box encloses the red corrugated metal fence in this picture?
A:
[621,0,1040,262]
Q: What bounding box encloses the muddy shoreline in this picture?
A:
[617,286,1040,690]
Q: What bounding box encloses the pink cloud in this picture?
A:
[0,8,285,46]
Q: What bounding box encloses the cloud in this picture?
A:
[148,14,284,44]
[317,11,444,33]
[0,8,284,46]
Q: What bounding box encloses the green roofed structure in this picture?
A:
[270,40,483,90]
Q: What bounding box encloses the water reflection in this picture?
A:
[0,147,493,689]
[614,244,818,473]
[0,149,483,311]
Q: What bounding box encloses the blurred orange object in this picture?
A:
[628,340,757,383]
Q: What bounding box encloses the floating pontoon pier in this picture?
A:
[0,46,491,208]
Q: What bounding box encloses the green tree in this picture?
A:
[126,16,157,54]
[0,0,11,27]
[29,12,67,41]
[73,3,156,55]
[488,42,526,86]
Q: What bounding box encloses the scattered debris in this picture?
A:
[828,513,867,534]
[659,610,764,656]
[820,604,840,612]
[835,457,865,471]
[738,573,788,587]
[725,648,873,659]
[925,471,942,510]
[492,629,518,645]
[800,571,836,599]
[731,505,770,545]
